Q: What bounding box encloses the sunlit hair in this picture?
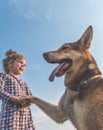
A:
[3,49,25,73]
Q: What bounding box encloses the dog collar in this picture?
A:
[77,81,88,91]
[70,75,101,91]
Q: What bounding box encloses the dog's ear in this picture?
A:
[78,25,93,50]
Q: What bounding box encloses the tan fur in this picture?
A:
[30,26,103,130]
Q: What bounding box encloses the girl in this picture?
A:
[0,49,35,130]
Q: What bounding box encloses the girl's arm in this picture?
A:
[0,74,11,102]
[0,73,31,107]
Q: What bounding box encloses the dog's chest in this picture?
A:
[62,89,78,120]
[64,99,75,119]
[62,89,87,121]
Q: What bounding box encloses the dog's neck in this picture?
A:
[64,63,101,91]
[68,74,101,91]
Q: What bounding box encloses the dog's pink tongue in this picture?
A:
[49,62,65,82]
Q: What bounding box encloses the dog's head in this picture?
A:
[43,26,101,86]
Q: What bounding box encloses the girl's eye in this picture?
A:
[17,61,26,67]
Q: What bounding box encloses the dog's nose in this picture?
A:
[43,52,48,59]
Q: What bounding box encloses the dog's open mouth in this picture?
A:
[49,60,72,81]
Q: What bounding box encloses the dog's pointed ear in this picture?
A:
[78,25,93,49]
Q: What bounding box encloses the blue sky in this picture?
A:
[0,0,103,130]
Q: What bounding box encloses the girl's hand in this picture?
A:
[10,96,32,107]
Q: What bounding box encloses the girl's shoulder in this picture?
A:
[0,72,6,77]
[0,72,9,79]
[19,78,27,85]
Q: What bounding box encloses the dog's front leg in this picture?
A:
[30,96,69,123]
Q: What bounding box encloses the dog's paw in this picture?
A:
[28,96,37,103]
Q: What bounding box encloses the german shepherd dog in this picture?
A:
[30,26,103,130]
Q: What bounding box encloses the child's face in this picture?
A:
[9,58,26,76]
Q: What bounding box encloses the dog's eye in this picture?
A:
[62,46,69,50]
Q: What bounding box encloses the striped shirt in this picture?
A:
[0,73,35,130]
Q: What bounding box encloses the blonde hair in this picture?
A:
[3,49,25,73]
